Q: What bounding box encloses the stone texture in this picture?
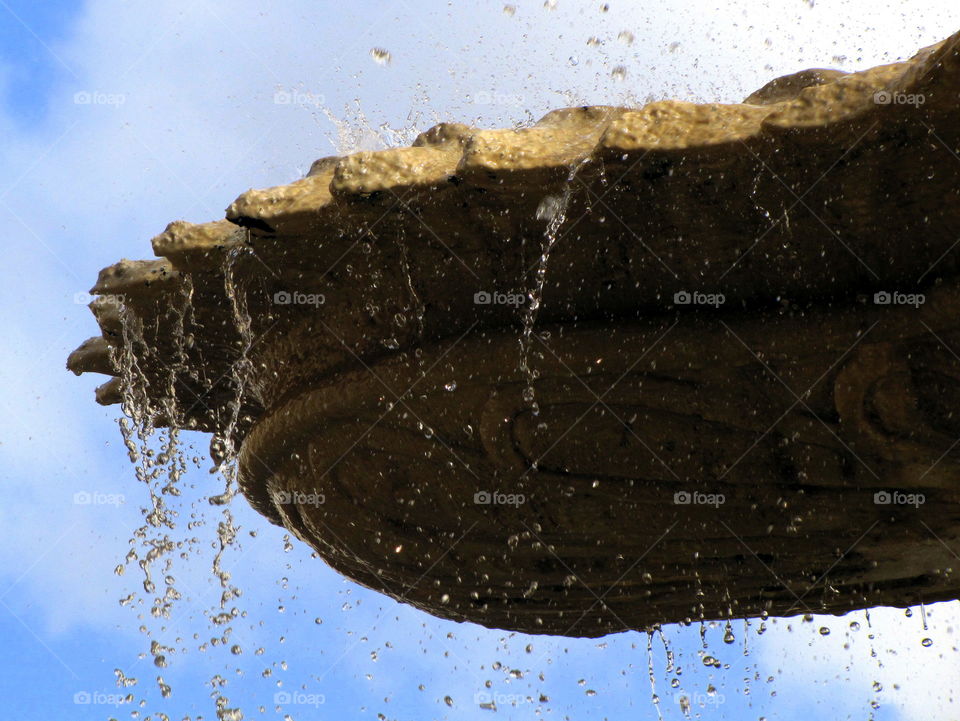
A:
[70,31,960,636]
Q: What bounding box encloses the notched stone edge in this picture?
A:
[151,219,244,270]
[91,258,179,296]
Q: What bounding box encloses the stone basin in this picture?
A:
[70,31,960,636]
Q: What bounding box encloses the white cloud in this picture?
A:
[755,604,960,720]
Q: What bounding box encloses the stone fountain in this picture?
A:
[70,31,960,637]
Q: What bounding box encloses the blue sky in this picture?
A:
[2,1,960,719]
[0,0,83,126]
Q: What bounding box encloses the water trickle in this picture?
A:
[646,631,664,720]
[518,158,589,409]
[394,227,427,345]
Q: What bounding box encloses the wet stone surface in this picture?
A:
[69,31,960,636]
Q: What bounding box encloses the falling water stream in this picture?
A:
[106,246,269,720]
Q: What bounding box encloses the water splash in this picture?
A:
[320,102,424,155]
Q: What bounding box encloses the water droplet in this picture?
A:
[503,4,516,15]
[611,66,627,81]
[444,695,454,707]
[819,627,831,636]
[617,30,635,45]
[444,381,457,392]
[370,48,392,65]
[922,637,933,647]
[536,195,564,223]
